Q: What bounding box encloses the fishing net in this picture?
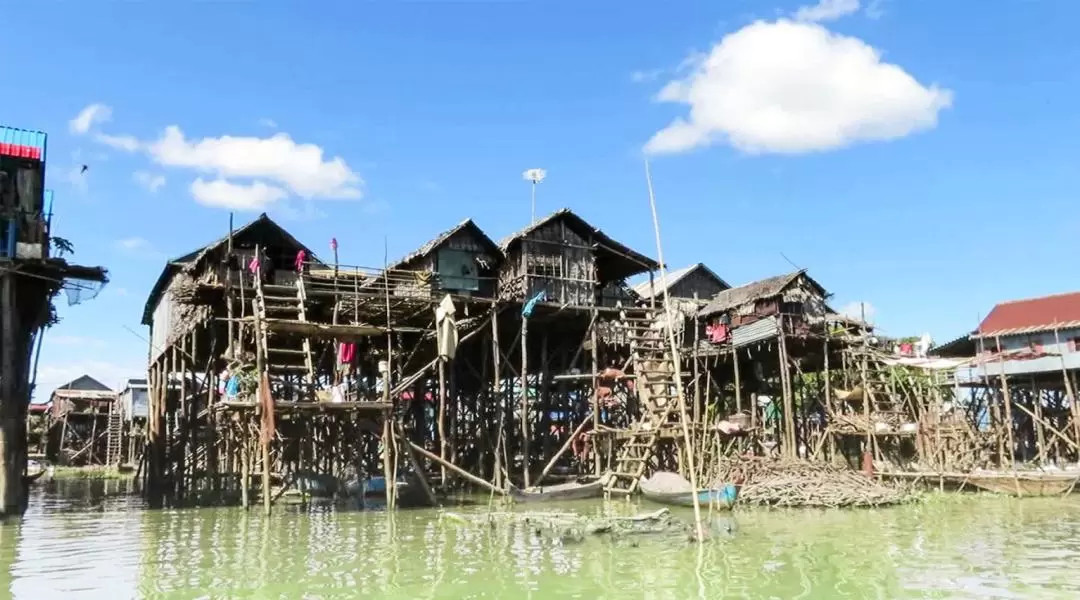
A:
[60,276,106,306]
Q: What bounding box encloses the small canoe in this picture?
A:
[639,472,739,509]
[509,475,608,503]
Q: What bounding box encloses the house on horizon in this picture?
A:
[632,263,731,304]
[935,291,1080,379]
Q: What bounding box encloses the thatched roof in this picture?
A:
[142,213,316,325]
[386,218,501,271]
[499,208,659,282]
[699,270,827,317]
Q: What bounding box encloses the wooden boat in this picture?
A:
[880,470,1080,497]
[509,475,608,503]
[639,472,739,509]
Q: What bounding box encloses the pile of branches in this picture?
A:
[715,457,912,508]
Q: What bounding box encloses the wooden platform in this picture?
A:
[215,400,392,415]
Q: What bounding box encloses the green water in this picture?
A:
[3,480,1080,599]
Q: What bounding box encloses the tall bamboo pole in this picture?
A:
[644,159,704,543]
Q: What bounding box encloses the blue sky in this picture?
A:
[2,0,1078,399]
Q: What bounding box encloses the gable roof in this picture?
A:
[54,374,112,392]
[632,263,730,300]
[141,213,315,325]
[699,270,828,318]
[975,291,1080,338]
[386,218,502,271]
[499,208,659,281]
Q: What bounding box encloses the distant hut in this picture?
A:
[380,218,503,299]
[698,270,830,349]
[497,208,658,308]
[47,375,118,465]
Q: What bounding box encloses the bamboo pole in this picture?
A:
[589,310,601,476]
[534,418,593,486]
[520,316,530,487]
[437,357,448,483]
[394,421,437,506]
[644,159,704,543]
[491,311,504,490]
[407,440,507,496]
[1052,326,1080,453]
[995,336,1016,469]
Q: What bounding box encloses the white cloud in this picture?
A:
[838,301,876,324]
[133,170,166,193]
[794,0,860,23]
[115,237,152,251]
[258,118,278,129]
[190,178,289,210]
[69,103,112,135]
[644,19,952,155]
[150,126,362,200]
[96,133,141,152]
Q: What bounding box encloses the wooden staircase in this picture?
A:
[105,402,123,466]
[253,273,317,389]
[605,306,683,495]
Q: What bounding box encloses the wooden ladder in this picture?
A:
[105,402,123,466]
[254,273,316,389]
[605,306,682,495]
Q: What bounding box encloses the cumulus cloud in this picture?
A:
[69,103,112,135]
[149,126,361,200]
[133,170,166,193]
[190,178,289,210]
[90,114,364,211]
[794,0,860,23]
[838,301,876,324]
[644,19,952,155]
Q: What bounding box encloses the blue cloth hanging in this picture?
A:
[225,375,241,399]
[521,291,546,318]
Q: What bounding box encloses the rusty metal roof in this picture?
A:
[975,291,1080,338]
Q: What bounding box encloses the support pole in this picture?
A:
[996,336,1016,469]
[520,316,530,487]
[589,310,600,476]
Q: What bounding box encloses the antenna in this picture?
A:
[522,168,546,223]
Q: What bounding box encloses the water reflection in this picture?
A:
[2,481,1080,599]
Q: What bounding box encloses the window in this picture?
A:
[526,252,564,279]
[1069,338,1080,353]
[437,249,480,292]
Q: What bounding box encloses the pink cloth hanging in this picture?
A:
[248,256,260,275]
[295,249,306,272]
[338,342,356,364]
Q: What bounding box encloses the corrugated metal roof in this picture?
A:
[732,315,780,348]
[632,263,730,300]
[976,291,1080,338]
[0,126,46,161]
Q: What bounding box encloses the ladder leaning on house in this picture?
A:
[105,400,124,466]
[252,260,317,394]
[605,305,684,495]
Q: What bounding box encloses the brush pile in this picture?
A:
[716,457,912,508]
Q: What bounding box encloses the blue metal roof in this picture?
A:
[0,126,47,161]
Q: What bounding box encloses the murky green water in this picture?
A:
[3,480,1080,599]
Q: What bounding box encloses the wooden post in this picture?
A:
[520,316,530,487]
[1031,375,1045,464]
[437,357,448,483]
[733,348,743,413]
[778,329,796,457]
[823,331,834,461]
[589,310,600,476]
[996,335,1016,468]
[1052,326,1080,454]
[490,311,503,490]
[0,272,23,515]
[692,292,702,423]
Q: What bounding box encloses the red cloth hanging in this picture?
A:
[295,249,306,272]
[338,342,356,364]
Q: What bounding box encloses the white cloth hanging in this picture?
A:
[435,294,459,360]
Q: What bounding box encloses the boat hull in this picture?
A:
[509,478,606,503]
[641,483,739,509]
